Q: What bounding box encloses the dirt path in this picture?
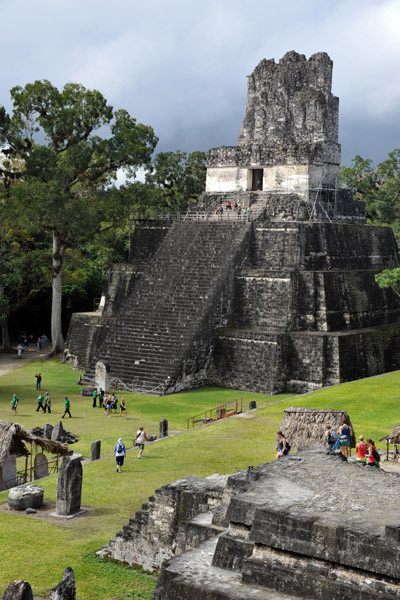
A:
[0,348,49,376]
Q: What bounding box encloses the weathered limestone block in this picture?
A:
[2,580,33,600]
[159,418,168,438]
[91,440,101,461]
[95,360,110,393]
[56,454,82,516]
[43,423,53,439]
[153,450,400,600]
[8,484,44,510]
[98,474,227,571]
[51,421,65,442]
[49,567,76,600]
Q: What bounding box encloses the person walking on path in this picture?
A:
[17,344,23,358]
[338,420,353,458]
[35,373,42,390]
[36,392,45,412]
[44,392,51,414]
[275,431,290,459]
[11,394,19,414]
[92,389,98,408]
[119,397,127,418]
[136,426,148,458]
[356,435,367,463]
[114,438,126,472]
[62,396,72,418]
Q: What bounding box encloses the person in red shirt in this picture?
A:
[356,435,367,463]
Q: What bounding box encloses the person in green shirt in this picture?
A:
[36,393,45,412]
[62,396,72,418]
[11,394,19,414]
[92,389,98,408]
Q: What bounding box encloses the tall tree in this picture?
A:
[0,81,157,352]
[145,150,206,211]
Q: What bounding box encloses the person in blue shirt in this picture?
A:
[114,438,126,472]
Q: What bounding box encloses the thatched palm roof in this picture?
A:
[380,424,400,444]
[0,420,68,467]
[280,407,356,450]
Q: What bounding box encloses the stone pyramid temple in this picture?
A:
[65,51,400,395]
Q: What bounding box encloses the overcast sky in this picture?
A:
[0,0,399,165]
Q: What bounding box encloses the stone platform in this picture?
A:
[152,450,400,599]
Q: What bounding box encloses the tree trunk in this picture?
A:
[51,232,66,353]
[1,319,11,351]
[0,283,11,351]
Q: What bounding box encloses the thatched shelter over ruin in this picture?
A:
[280,407,356,451]
[0,420,68,490]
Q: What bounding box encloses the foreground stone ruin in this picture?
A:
[101,450,400,599]
[65,51,400,395]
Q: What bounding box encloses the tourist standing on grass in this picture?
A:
[44,392,51,414]
[106,395,112,418]
[92,389,97,408]
[119,397,127,418]
[11,394,19,414]
[136,426,148,458]
[99,388,104,408]
[35,373,42,390]
[356,435,367,463]
[114,438,126,472]
[62,396,72,418]
[275,431,290,459]
[338,420,352,458]
[36,392,45,412]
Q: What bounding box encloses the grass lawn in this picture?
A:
[0,356,399,599]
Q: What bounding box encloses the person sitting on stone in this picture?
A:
[366,439,380,468]
[275,431,290,459]
[356,435,367,463]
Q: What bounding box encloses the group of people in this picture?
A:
[276,422,381,468]
[113,426,149,472]
[215,202,250,219]
[92,388,127,418]
[325,422,380,467]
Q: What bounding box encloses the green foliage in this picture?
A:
[375,267,400,298]
[145,150,206,211]
[0,79,158,347]
[340,150,400,227]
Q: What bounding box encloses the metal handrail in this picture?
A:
[187,399,243,429]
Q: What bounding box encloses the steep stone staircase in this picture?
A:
[86,221,251,394]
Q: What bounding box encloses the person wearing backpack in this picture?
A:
[114,437,126,472]
[136,426,149,458]
[366,439,380,468]
[275,431,290,459]
[324,425,337,450]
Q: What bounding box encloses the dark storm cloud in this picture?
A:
[1,0,399,165]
